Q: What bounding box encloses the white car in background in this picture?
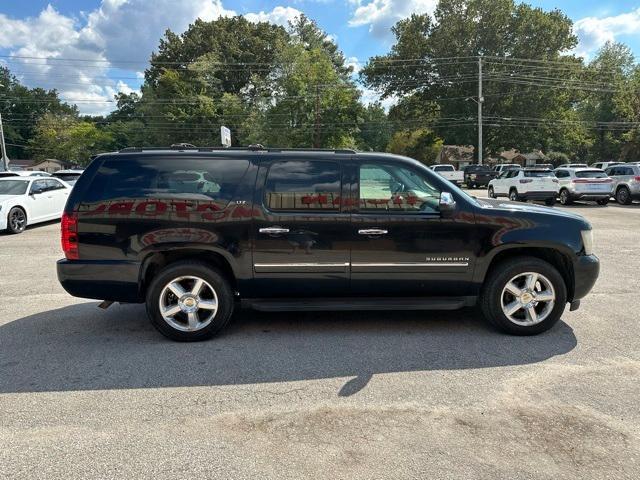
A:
[0,170,51,178]
[0,177,71,234]
[52,169,84,186]
[429,164,464,185]
[553,167,613,205]
[488,168,559,206]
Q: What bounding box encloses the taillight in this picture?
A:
[634,176,640,182]
[61,212,79,260]
[519,179,533,183]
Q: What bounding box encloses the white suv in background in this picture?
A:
[553,168,613,205]
[488,168,559,205]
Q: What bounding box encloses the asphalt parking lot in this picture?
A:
[1,196,639,479]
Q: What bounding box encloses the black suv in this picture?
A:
[463,164,498,188]
[57,147,599,341]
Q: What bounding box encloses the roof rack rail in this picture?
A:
[118,146,357,154]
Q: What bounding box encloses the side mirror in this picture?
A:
[439,191,457,215]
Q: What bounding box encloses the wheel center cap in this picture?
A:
[179,295,199,313]
[520,292,534,304]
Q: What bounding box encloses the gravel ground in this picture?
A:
[1,195,639,479]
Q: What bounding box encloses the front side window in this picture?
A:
[264,160,341,211]
[359,163,441,213]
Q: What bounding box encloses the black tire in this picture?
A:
[145,260,235,341]
[559,189,572,205]
[488,186,495,198]
[508,189,519,202]
[544,198,556,206]
[596,198,609,206]
[7,207,27,234]
[480,256,567,335]
[616,186,632,205]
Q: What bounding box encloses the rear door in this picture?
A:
[45,178,70,217]
[27,179,53,221]
[251,156,351,297]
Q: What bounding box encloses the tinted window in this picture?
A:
[45,179,65,190]
[53,173,81,182]
[264,160,341,211]
[85,157,250,204]
[622,167,634,175]
[359,163,441,214]
[30,179,48,193]
[524,170,554,177]
[555,170,569,178]
[576,170,607,179]
[0,180,28,195]
[433,165,454,172]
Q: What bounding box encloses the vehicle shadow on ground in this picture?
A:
[0,303,577,396]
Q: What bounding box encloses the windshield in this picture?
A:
[524,170,554,177]
[0,180,29,195]
[576,170,607,178]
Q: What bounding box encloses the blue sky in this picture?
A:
[1,1,639,115]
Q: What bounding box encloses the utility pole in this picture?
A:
[0,111,8,172]
[313,84,321,148]
[477,56,484,165]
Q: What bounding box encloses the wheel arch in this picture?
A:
[140,248,238,298]
[478,246,575,301]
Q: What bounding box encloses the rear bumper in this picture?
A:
[571,254,600,301]
[520,191,557,200]
[57,259,142,303]
[569,191,612,200]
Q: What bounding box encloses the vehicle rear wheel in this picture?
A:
[559,189,572,205]
[508,189,520,202]
[488,186,495,198]
[596,198,609,206]
[7,207,27,234]
[616,186,632,205]
[145,260,234,341]
[544,198,556,206]
[480,256,567,335]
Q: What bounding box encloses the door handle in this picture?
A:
[358,229,388,236]
[259,227,290,235]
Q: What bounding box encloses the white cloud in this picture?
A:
[0,2,310,115]
[349,0,437,38]
[244,6,302,27]
[574,8,640,58]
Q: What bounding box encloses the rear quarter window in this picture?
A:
[82,157,250,207]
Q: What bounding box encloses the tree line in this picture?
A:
[1,0,639,166]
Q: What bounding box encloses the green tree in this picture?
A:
[28,113,113,165]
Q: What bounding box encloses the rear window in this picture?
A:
[576,170,607,179]
[524,170,554,177]
[433,165,454,172]
[84,157,250,205]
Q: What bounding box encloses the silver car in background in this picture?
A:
[605,164,640,205]
[553,167,613,205]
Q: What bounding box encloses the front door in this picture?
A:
[349,160,476,297]
[251,157,351,297]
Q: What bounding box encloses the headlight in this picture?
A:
[581,229,594,255]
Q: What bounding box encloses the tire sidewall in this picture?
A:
[488,186,495,198]
[560,190,570,205]
[145,262,234,341]
[509,189,518,202]
[617,187,630,205]
[481,258,567,335]
[7,207,26,234]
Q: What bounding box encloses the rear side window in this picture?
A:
[576,170,607,179]
[84,157,250,205]
[264,160,341,211]
[555,170,569,178]
[524,170,554,177]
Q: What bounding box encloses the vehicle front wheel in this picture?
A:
[597,198,609,206]
[616,186,632,205]
[559,189,572,205]
[480,257,567,335]
[7,207,27,234]
[145,260,235,341]
[544,198,556,206]
[488,186,495,198]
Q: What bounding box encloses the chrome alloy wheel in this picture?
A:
[9,209,26,232]
[500,272,556,326]
[159,275,219,332]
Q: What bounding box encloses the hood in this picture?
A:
[0,194,21,204]
[475,197,587,222]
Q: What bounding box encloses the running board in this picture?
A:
[242,297,475,312]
